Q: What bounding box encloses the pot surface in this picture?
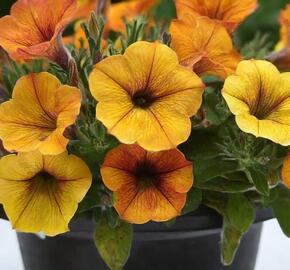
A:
[16,207,272,270]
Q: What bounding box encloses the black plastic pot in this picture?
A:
[15,206,273,270]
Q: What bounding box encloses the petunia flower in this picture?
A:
[175,0,257,33]
[75,0,98,19]
[106,0,157,33]
[89,41,204,151]
[170,15,241,79]
[268,5,290,70]
[0,0,77,70]
[101,144,193,224]
[282,155,290,189]
[74,0,157,33]
[222,60,290,146]
[0,151,92,236]
[0,72,81,155]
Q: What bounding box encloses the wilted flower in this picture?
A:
[101,144,193,224]
[0,151,92,236]
[170,15,241,79]
[222,60,290,146]
[89,41,204,151]
[0,0,77,70]
[175,0,257,32]
[0,72,81,155]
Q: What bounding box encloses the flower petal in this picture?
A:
[0,152,92,236]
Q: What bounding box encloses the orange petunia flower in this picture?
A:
[175,0,257,33]
[107,0,157,33]
[170,15,241,79]
[0,151,92,236]
[75,0,98,19]
[101,144,193,224]
[0,0,77,70]
[268,5,290,70]
[282,155,290,189]
[89,41,204,151]
[0,72,81,155]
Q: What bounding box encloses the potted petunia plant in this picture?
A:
[0,0,290,269]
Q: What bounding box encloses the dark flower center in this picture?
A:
[132,91,153,108]
[135,162,158,188]
[33,171,56,186]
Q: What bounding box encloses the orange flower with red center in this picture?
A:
[101,144,193,224]
[0,0,77,69]
[170,15,241,79]
[268,5,290,70]
[175,0,257,32]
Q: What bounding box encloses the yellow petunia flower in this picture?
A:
[89,41,205,151]
[0,0,77,69]
[0,72,81,155]
[222,60,290,146]
[175,0,257,33]
[101,144,193,224]
[170,15,241,79]
[0,151,92,236]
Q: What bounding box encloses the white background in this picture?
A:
[0,218,289,270]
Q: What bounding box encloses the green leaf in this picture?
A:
[203,88,230,126]
[94,218,133,270]
[246,168,269,196]
[182,188,202,215]
[226,194,255,233]
[195,158,240,183]
[197,177,252,193]
[221,218,243,265]
[268,185,290,237]
[77,185,102,214]
[180,129,221,160]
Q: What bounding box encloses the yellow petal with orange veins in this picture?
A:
[222,60,290,146]
[0,72,81,155]
[115,185,182,224]
[282,155,290,189]
[0,151,92,236]
[89,41,204,151]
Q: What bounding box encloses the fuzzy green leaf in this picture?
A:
[268,186,290,237]
[94,218,133,270]
[197,177,252,193]
[226,194,255,233]
[221,218,243,265]
[246,168,269,196]
[182,188,202,215]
